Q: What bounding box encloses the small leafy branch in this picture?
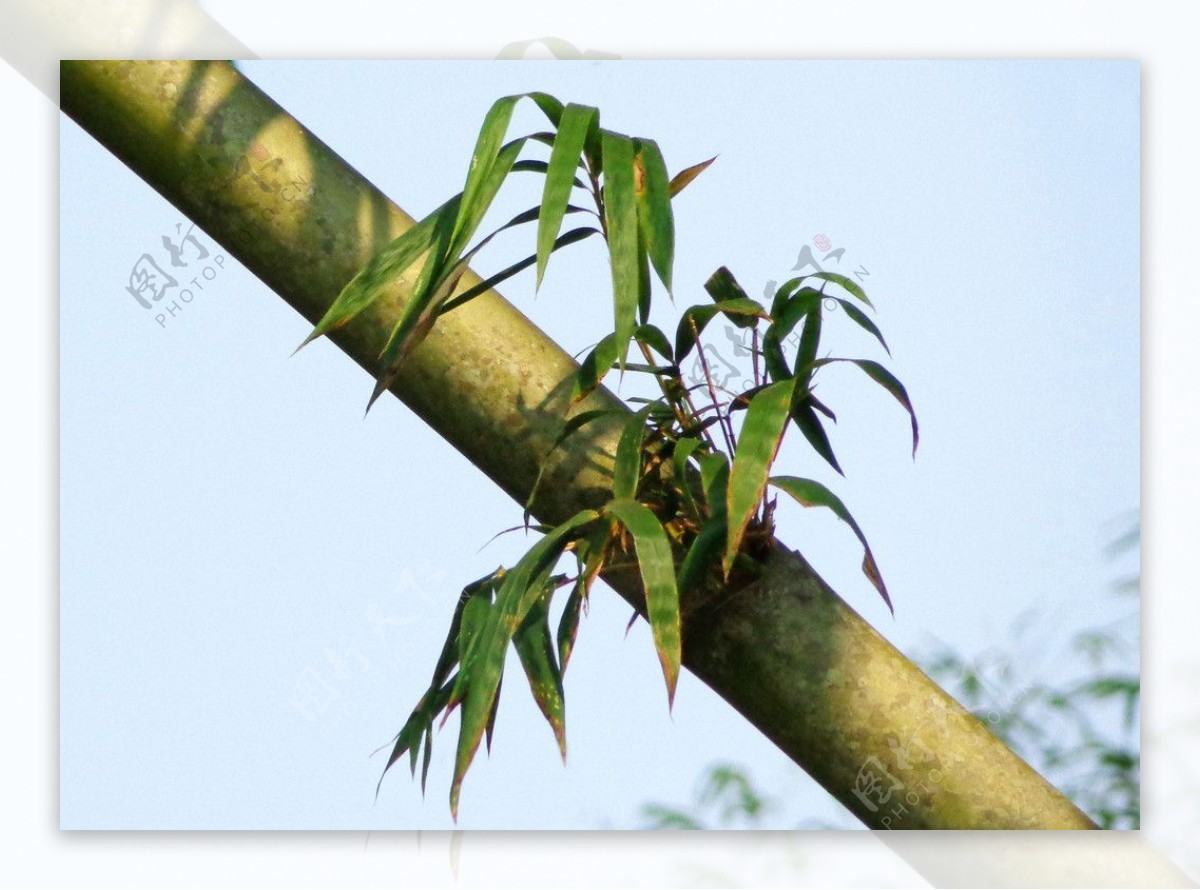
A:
[298,93,918,819]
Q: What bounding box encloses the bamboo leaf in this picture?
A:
[768,276,808,317]
[298,195,460,350]
[812,358,919,456]
[678,512,727,595]
[512,582,568,759]
[769,475,893,614]
[448,135,529,261]
[419,700,438,793]
[809,393,838,423]
[367,255,471,411]
[796,302,823,374]
[601,130,640,373]
[703,267,757,328]
[572,333,620,402]
[538,103,597,288]
[452,95,524,252]
[801,271,874,308]
[441,226,600,315]
[792,397,844,475]
[556,579,585,674]
[448,510,598,818]
[674,298,768,363]
[833,298,890,355]
[613,404,655,501]
[634,323,675,362]
[668,155,717,197]
[526,91,566,128]
[604,498,682,707]
[636,223,652,326]
[484,674,503,754]
[634,137,675,294]
[696,451,730,505]
[724,378,797,577]
[761,286,822,382]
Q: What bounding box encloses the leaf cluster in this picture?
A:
[298,93,917,818]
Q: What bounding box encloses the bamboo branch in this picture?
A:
[60,59,1096,829]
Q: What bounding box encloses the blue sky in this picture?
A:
[59,60,1138,829]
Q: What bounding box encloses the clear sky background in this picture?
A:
[58,60,1138,831]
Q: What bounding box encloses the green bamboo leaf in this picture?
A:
[801,271,874,308]
[484,674,503,754]
[464,201,591,262]
[792,397,844,475]
[525,91,566,128]
[812,358,919,456]
[604,498,682,707]
[634,138,675,294]
[420,712,436,793]
[448,510,598,818]
[613,404,655,501]
[696,451,730,505]
[451,95,524,252]
[572,333,620,402]
[556,579,585,674]
[724,378,798,577]
[447,135,529,262]
[367,255,471,411]
[636,224,652,326]
[431,571,503,689]
[440,226,600,315]
[298,195,460,350]
[448,580,499,710]
[379,677,456,799]
[796,303,823,374]
[512,582,568,759]
[678,513,727,595]
[768,475,893,614]
[510,159,549,176]
[370,132,549,411]
[668,155,717,197]
[381,574,503,790]
[581,110,603,175]
[768,276,808,317]
[761,326,791,384]
[512,162,585,188]
[674,298,768,363]
[833,298,890,355]
[703,267,756,328]
[809,393,838,423]
[538,103,597,288]
[601,130,640,373]
[761,286,822,382]
[634,323,675,362]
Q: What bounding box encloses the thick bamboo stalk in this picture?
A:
[60,59,1097,829]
